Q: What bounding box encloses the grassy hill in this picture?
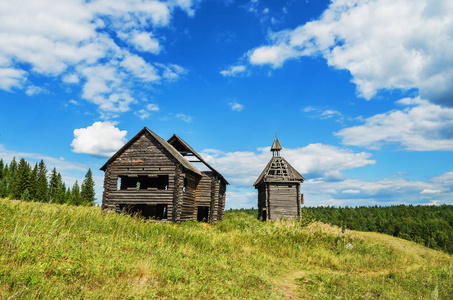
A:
[1,199,452,299]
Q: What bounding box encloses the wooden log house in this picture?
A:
[254,137,304,220]
[100,127,228,223]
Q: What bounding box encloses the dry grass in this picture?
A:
[1,199,452,299]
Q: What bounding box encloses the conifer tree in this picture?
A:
[81,168,95,206]
[65,187,72,204]
[35,160,48,202]
[71,180,82,205]
[29,163,38,200]
[8,157,18,198]
[14,158,31,200]
[0,164,9,197]
[49,168,60,203]
[0,159,3,182]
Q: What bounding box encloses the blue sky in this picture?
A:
[1,0,453,208]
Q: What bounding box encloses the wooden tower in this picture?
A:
[254,136,304,220]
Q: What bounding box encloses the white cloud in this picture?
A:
[63,73,80,84]
[0,68,26,90]
[200,143,375,187]
[303,106,343,120]
[336,97,453,151]
[0,0,196,114]
[71,121,128,157]
[147,103,160,111]
[229,101,244,111]
[220,65,247,77]
[301,174,453,207]
[176,113,193,123]
[130,31,161,54]
[25,85,46,96]
[421,189,441,194]
[134,103,160,119]
[244,0,453,105]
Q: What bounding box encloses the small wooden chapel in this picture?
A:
[254,136,305,220]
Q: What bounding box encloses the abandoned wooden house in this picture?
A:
[254,136,305,220]
[100,127,228,223]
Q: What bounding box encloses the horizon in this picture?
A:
[1,0,452,208]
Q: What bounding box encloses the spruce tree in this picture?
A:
[35,160,48,202]
[8,157,18,199]
[81,168,95,206]
[71,180,82,205]
[0,163,8,198]
[0,159,3,182]
[29,163,38,201]
[65,187,72,204]
[14,158,31,200]
[49,168,60,203]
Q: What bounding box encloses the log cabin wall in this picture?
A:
[102,131,183,220]
[217,181,226,221]
[180,172,200,222]
[209,175,220,222]
[268,183,299,219]
[101,127,228,223]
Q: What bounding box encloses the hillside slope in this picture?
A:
[1,199,452,299]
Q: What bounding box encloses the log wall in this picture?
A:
[101,130,227,223]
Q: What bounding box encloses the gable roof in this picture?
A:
[253,156,304,186]
[100,127,201,176]
[167,134,229,184]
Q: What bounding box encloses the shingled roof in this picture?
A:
[253,156,304,186]
[100,127,201,176]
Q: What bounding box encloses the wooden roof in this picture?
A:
[167,134,229,184]
[100,127,201,176]
[253,156,304,186]
[271,136,282,151]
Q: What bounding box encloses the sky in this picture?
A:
[1,0,453,208]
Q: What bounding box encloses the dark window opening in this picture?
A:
[118,204,167,220]
[197,206,210,222]
[118,175,169,190]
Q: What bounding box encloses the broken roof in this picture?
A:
[168,134,229,184]
[100,127,201,176]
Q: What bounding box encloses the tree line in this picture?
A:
[0,157,95,206]
[301,205,453,254]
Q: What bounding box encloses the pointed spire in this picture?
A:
[271,135,282,156]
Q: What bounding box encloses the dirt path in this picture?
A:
[273,271,306,300]
[273,229,451,299]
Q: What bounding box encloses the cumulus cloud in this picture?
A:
[336,97,453,151]
[71,121,128,157]
[229,101,244,111]
[244,0,453,105]
[302,174,453,207]
[220,65,247,77]
[200,143,375,186]
[0,0,196,113]
[0,68,26,90]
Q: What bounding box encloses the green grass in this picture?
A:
[1,199,452,299]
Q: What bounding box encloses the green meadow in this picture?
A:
[1,198,452,299]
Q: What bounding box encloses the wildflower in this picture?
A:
[32,242,34,245]
[346,242,353,250]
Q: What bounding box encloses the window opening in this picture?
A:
[118,204,168,220]
[117,175,169,190]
